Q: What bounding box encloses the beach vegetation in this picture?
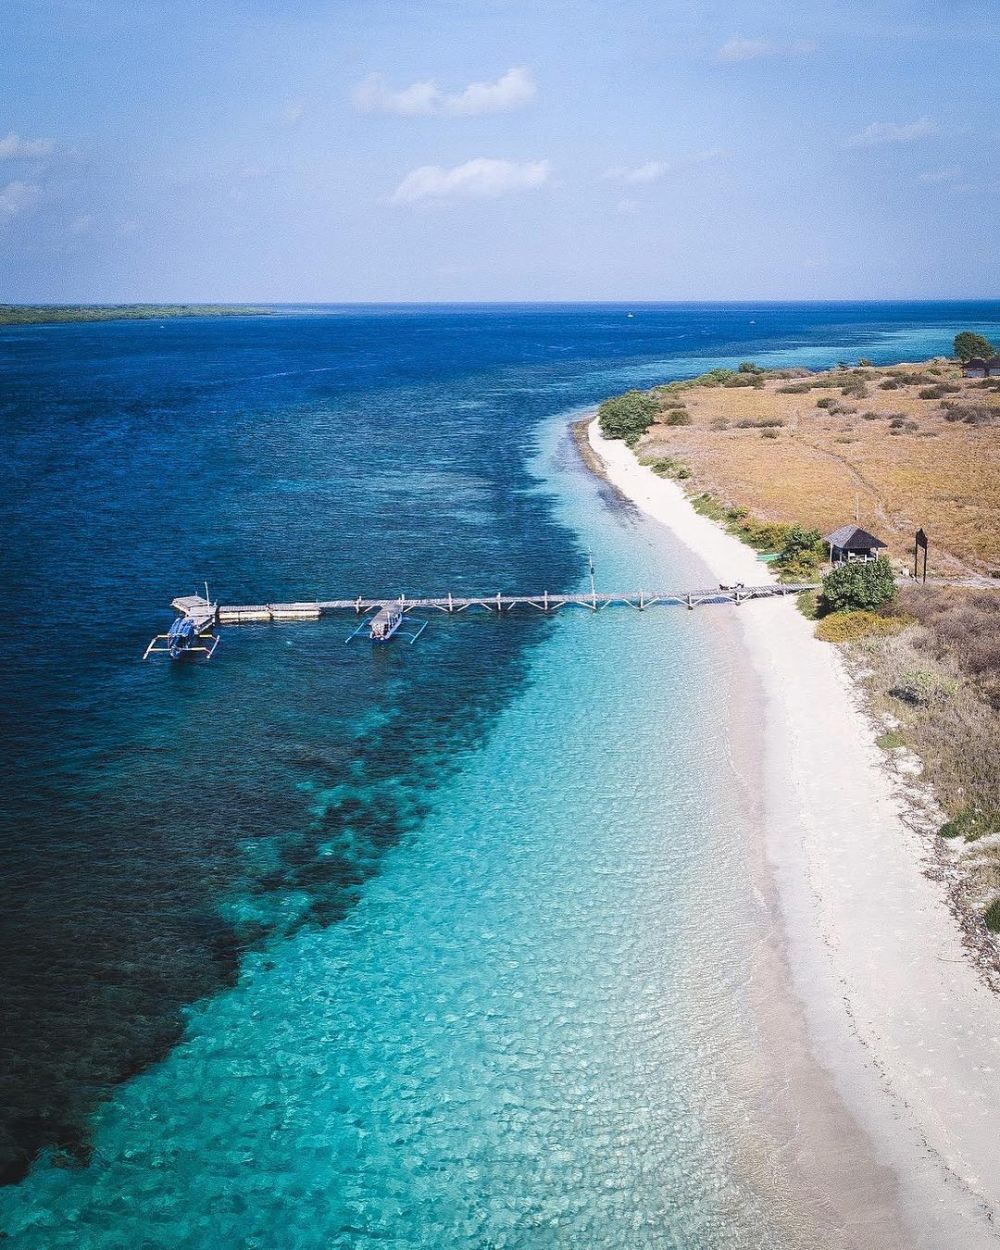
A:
[646,457,691,480]
[953,331,994,362]
[858,358,874,367]
[820,559,896,613]
[696,368,736,387]
[796,589,820,619]
[815,610,909,643]
[939,806,993,842]
[777,382,813,393]
[661,409,692,426]
[876,728,906,749]
[738,360,764,373]
[597,389,658,445]
[985,900,1000,932]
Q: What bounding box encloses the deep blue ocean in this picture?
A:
[2,302,999,1248]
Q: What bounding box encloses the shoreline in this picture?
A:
[587,417,1000,1249]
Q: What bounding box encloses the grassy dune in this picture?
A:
[636,360,1000,577]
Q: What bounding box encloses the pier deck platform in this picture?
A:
[206,583,816,626]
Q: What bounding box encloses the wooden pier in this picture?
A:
[170,583,816,628]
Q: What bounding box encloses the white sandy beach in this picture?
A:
[588,419,1000,1250]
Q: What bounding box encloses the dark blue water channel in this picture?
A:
[2,302,999,1191]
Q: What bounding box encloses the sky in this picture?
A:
[1,0,998,302]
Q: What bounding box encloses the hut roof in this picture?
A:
[825,524,887,551]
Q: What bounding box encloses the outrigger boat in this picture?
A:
[144,587,220,660]
[345,599,427,645]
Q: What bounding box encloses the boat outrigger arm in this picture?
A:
[144,588,220,660]
[345,598,427,645]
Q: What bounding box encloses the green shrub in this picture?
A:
[697,368,735,387]
[858,358,874,367]
[816,397,836,409]
[761,428,779,438]
[815,610,908,643]
[939,806,993,842]
[598,389,659,445]
[661,409,692,426]
[738,360,764,373]
[796,589,820,619]
[954,331,995,362]
[777,383,813,394]
[820,558,897,613]
[646,456,691,480]
[879,379,900,390]
[985,900,1000,932]
[876,728,906,749]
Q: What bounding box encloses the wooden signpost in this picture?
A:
[914,528,929,583]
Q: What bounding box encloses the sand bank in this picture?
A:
[588,419,1000,1250]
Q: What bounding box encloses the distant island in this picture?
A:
[0,304,273,327]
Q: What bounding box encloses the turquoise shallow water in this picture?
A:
[3,417,775,1248]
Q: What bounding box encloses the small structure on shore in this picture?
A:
[961,356,1000,378]
[825,525,887,564]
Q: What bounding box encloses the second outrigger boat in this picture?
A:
[345,599,427,645]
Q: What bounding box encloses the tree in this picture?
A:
[597,389,659,446]
[953,331,994,362]
[821,558,896,613]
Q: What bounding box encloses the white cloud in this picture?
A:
[390,157,550,203]
[717,37,815,62]
[603,149,723,184]
[0,180,41,219]
[843,118,938,148]
[0,131,55,159]
[354,67,536,117]
[608,160,671,185]
[919,165,961,183]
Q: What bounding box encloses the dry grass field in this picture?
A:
[638,360,1000,577]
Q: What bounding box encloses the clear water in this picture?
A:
[3,303,1000,1246]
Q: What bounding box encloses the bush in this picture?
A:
[761,428,779,438]
[816,397,836,409]
[598,389,659,445]
[939,806,993,841]
[986,900,1000,932]
[646,456,690,480]
[879,379,900,390]
[738,360,764,373]
[777,383,812,394]
[820,558,897,613]
[858,358,873,367]
[698,368,735,387]
[954,331,995,362]
[815,610,908,643]
[661,409,692,426]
